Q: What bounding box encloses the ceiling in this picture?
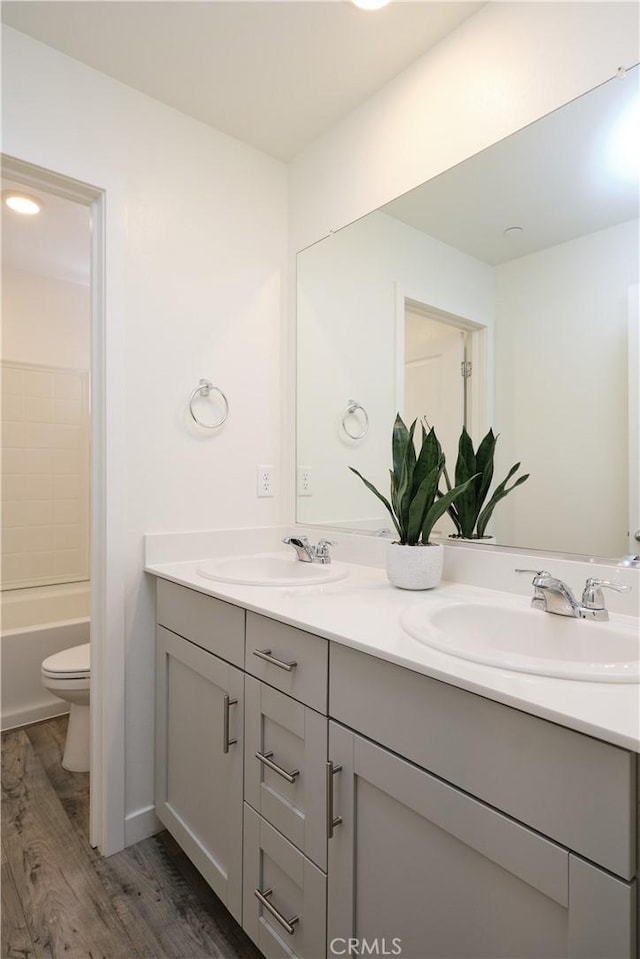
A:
[1,1,483,161]
[383,67,640,264]
[1,179,91,285]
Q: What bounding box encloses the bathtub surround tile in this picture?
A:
[53,525,82,550]
[1,362,89,590]
[1,475,55,501]
[53,550,83,577]
[54,474,80,499]
[52,450,83,475]
[1,525,56,553]
[54,373,84,400]
[1,719,263,959]
[0,393,26,422]
[25,395,55,423]
[23,450,56,475]
[0,554,31,584]
[1,367,26,394]
[25,552,57,580]
[53,499,82,525]
[2,500,54,528]
[54,397,83,425]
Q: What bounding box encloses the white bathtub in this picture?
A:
[1,581,90,730]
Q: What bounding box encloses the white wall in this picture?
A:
[2,26,287,841]
[297,211,492,526]
[494,219,639,556]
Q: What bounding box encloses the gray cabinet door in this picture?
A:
[243,804,326,959]
[245,676,327,869]
[155,625,244,922]
[327,722,635,959]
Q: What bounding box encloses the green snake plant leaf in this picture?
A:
[399,419,418,529]
[392,414,411,479]
[422,473,479,544]
[453,427,480,537]
[411,426,442,499]
[476,469,529,538]
[406,461,443,545]
[474,429,497,511]
[349,467,402,540]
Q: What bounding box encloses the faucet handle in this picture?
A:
[582,578,631,609]
[317,539,335,548]
[515,568,551,579]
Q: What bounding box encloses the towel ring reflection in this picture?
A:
[342,400,369,440]
[189,379,229,429]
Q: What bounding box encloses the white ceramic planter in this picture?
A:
[386,542,444,590]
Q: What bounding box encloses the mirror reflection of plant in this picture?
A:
[349,414,478,546]
[444,426,529,540]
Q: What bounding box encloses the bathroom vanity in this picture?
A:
[149,559,638,959]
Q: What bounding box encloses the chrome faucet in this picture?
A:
[516,569,630,621]
[283,535,335,565]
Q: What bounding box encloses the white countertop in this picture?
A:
[145,556,640,752]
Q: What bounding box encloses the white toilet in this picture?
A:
[41,644,91,772]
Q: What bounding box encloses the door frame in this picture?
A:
[394,284,489,441]
[2,154,126,854]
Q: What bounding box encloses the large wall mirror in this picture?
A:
[296,68,640,560]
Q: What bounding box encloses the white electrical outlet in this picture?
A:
[257,465,275,497]
[297,465,313,496]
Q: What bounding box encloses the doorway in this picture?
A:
[397,296,488,536]
[1,155,112,851]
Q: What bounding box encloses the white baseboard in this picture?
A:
[124,803,162,847]
[1,701,69,732]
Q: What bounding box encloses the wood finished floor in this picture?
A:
[1,716,264,959]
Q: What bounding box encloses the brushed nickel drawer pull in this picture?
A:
[253,648,297,672]
[222,694,238,754]
[326,760,343,839]
[256,750,300,784]
[254,887,299,935]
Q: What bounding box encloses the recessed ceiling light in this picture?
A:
[352,0,391,9]
[3,192,42,215]
[504,226,524,236]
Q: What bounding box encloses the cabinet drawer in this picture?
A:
[243,804,326,959]
[245,676,327,870]
[245,613,328,713]
[157,578,244,668]
[330,642,636,880]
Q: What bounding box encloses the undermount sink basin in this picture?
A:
[400,599,640,683]
[197,552,348,587]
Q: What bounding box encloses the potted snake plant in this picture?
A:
[349,414,477,589]
[444,426,529,541]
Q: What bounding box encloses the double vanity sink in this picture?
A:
[146,536,639,959]
[194,550,639,685]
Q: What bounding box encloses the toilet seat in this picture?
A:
[42,643,90,680]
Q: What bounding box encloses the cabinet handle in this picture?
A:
[254,887,299,935]
[223,694,238,754]
[252,648,297,672]
[255,750,300,784]
[326,760,342,839]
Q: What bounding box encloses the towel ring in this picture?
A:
[342,400,369,440]
[189,379,229,430]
